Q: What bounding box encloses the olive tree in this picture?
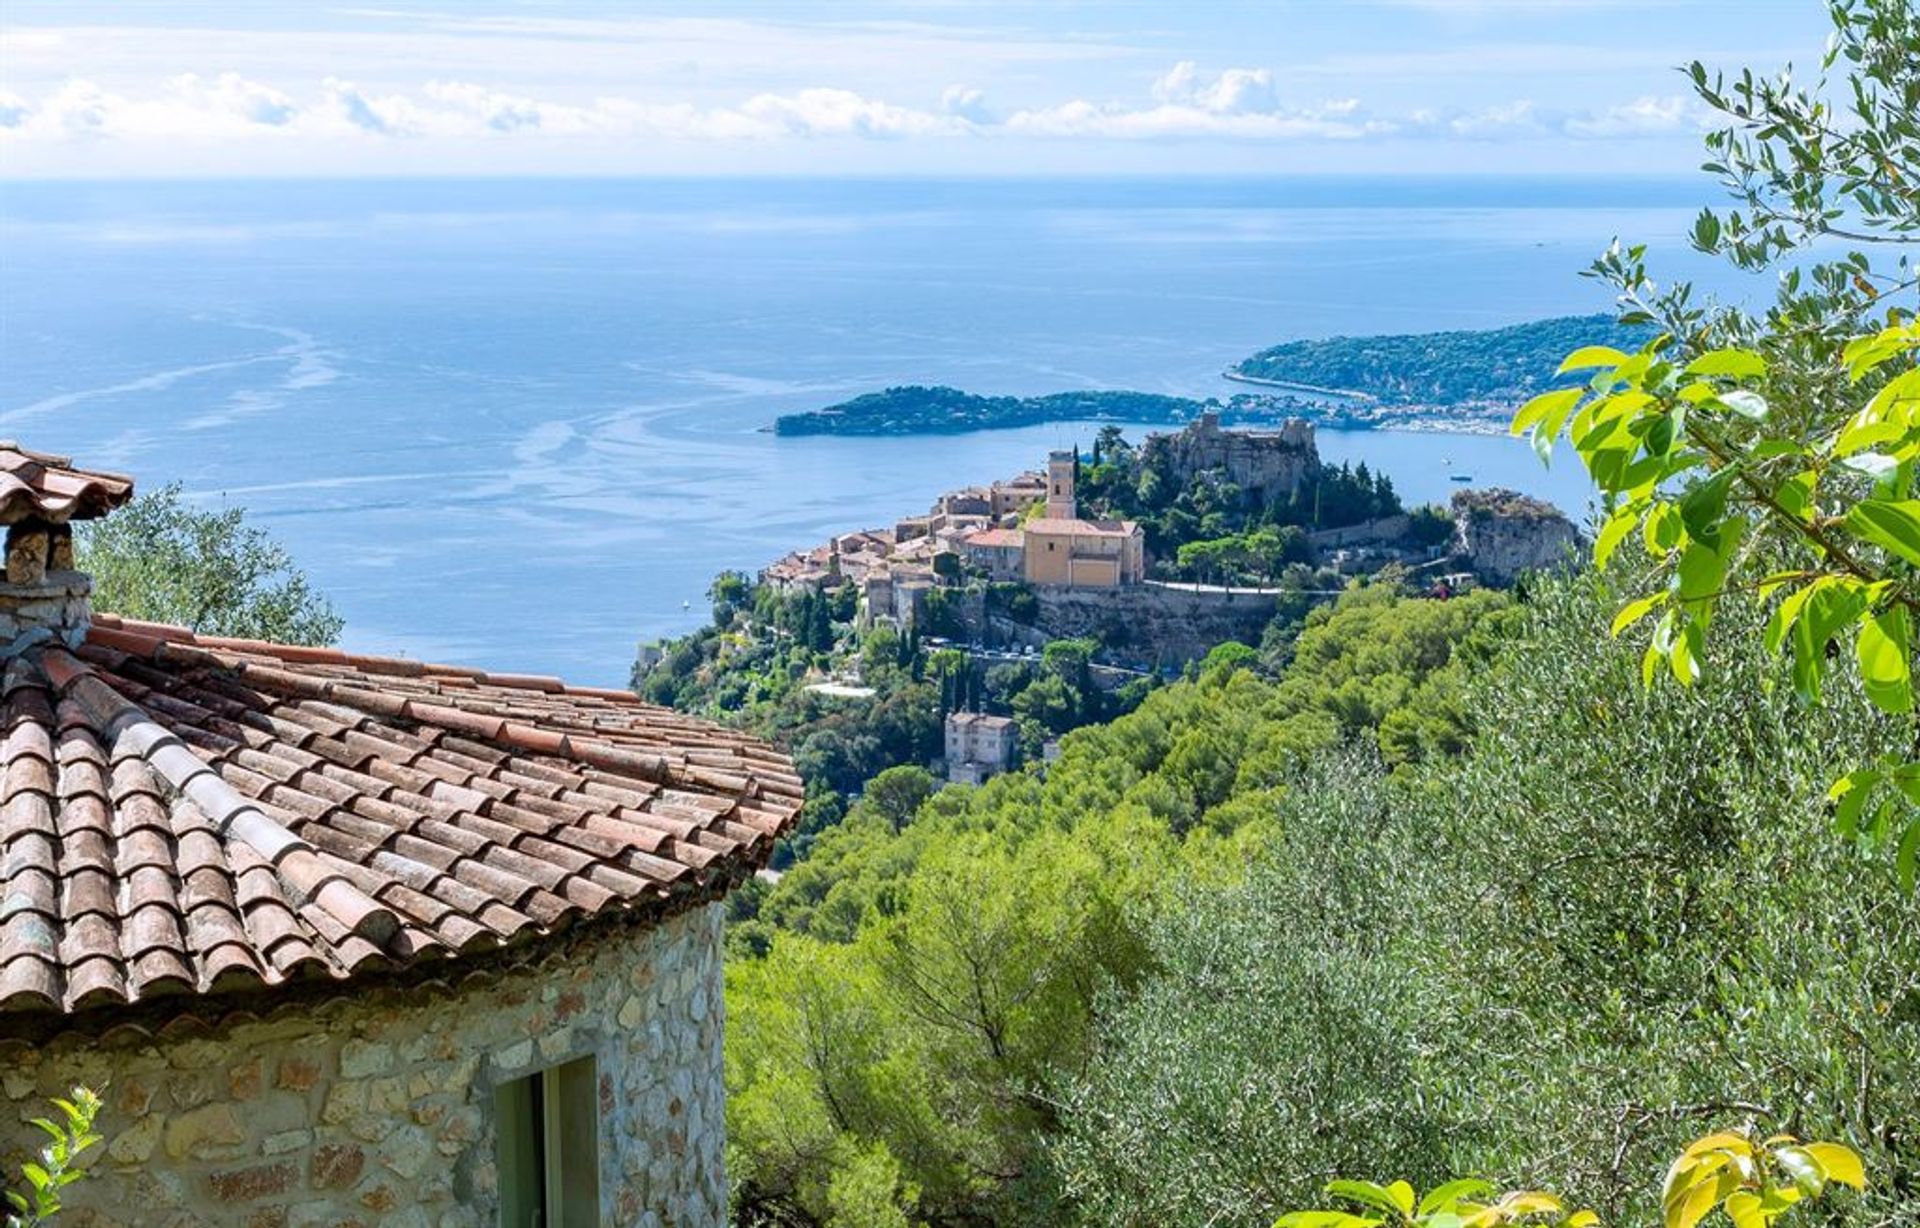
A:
[77,482,343,644]
[1514,0,1920,885]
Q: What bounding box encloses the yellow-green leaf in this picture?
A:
[1721,1192,1767,1228]
[1686,349,1767,379]
[1559,345,1630,374]
[1594,505,1640,568]
[1612,594,1666,637]
[1857,607,1912,715]
[1844,500,1920,568]
[1512,388,1584,438]
[1419,1181,1496,1217]
[1801,1142,1866,1189]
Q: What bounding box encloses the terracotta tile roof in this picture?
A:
[1023,517,1139,538]
[0,614,802,1019]
[962,529,1025,548]
[0,444,135,525]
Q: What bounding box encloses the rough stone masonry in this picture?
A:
[0,904,728,1228]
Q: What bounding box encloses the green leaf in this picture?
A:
[1857,606,1913,714]
[1418,1181,1496,1217]
[1612,593,1666,637]
[1512,387,1583,439]
[1685,348,1765,379]
[1677,541,1726,603]
[1839,452,1899,482]
[1679,471,1734,544]
[1644,503,1683,555]
[1558,345,1629,375]
[1844,500,1920,566]
[1275,1214,1382,1228]
[1898,817,1920,892]
[1594,505,1640,568]
[1774,1147,1826,1196]
[1832,774,1879,840]
[1326,1181,1407,1217]
[1716,390,1770,421]
[1670,619,1704,686]
[1766,583,1818,655]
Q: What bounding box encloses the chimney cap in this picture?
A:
[0,442,136,525]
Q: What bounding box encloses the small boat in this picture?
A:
[682,600,692,609]
[1449,473,1473,483]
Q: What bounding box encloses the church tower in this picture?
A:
[1046,449,1077,520]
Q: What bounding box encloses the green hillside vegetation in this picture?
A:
[717,7,1920,1228]
[773,386,1224,436]
[725,580,1522,1225]
[635,577,1159,863]
[1233,315,1658,407]
[725,572,1917,1228]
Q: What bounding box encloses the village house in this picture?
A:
[950,452,1149,591]
[942,712,1015,785]
[0,445,802,1228]
[957,528,1024,581]
[986,473,1047,519]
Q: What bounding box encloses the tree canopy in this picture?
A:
[77,482,343,645]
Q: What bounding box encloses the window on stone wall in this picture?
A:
[494,1055,599,1228]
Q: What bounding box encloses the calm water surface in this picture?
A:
[0,177,1755,684]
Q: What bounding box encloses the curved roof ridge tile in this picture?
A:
[0,602,800,1025]
[35,648,402,951]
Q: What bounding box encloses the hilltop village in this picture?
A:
[763,414,1573,655]
[643,414,1580,790]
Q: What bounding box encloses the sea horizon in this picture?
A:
[2,173,1752,684]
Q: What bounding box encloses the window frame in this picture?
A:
[494,1054,600,1228]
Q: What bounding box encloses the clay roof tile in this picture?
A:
[0,601,797,1023]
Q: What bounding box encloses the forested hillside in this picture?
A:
[725,572,1918,1228]
[1232,315,1656,407]
[723,581,1523,1223]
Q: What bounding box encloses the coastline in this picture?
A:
[1220,369,1378,403]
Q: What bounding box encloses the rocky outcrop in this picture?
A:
[1138,413,1319,505]
[1450,488,1583,584]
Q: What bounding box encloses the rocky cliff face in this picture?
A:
[1450,487,1584,584]
[1138,412,1319,504]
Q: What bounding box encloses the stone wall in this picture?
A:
[1028,582,1279,667]
[1305,514,1410,551]
[0,903,727,1228]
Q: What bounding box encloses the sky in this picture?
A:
[0,0,1837,178]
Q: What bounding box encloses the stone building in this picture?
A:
[943,712,1015,785]
[1138,412,1319,506]
[0,445,803,1228]
[1022,452,1144,588]
[956,528,1024,581]
[987,474,1047,520]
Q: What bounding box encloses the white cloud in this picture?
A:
[1563,93,1703,136]
[0,63,1709,165]
[1150,61,1281,115]
[940,86,994,124]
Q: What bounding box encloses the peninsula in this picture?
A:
[770,314,1656,437]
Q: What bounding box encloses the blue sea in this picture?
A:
[0,176,1756,685]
